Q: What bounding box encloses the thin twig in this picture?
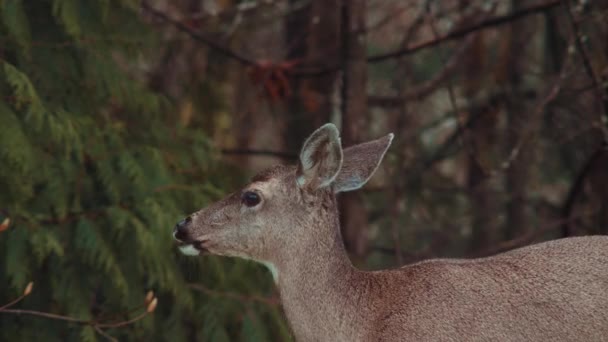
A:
[385,2,431,266]
[141,0,563,77]
[94,326,119,342]
[0,309,90,324]
[95,311,151,328]
[0,306,152,327]
[0,290,155,341]
[368,34,476,107]
[497,79,563,172]
[293,0,564,76]
[560,143,608,237]
[474,210,598,257]
[221,148,297,160]
[421,99,493,171]
[153,184,194,193]
[93,302,148,323]
[563,0,608,140]
[375,211,597,262]
[368,0,563,63]
[188,283,279,307]
[140,1,256,66]
[0,294,27,311]
[425,4,480,171]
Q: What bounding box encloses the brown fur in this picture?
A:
[174,124,608,341]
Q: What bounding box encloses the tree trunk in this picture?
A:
[283,0,341,153]
[504,0,536,240]
[465,31,501,253]
[339,0,369,260]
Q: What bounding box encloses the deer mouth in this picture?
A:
[177,240,209,256]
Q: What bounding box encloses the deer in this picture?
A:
[173,123,608,341]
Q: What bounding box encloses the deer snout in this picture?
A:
[173,216,193,242]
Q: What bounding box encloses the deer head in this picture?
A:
[173,123,393,278]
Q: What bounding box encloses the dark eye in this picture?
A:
[241,191,261,207]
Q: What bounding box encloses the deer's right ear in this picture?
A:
[297,123,343,191]
[332,133,393,193]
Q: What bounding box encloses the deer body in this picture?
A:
[271,194,608,341]
[173,124,608,341]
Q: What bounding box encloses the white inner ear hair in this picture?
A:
[296,175,306,187]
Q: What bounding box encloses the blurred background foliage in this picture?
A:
[1,0,607,340]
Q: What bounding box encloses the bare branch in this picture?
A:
[294,0,564,76]
[95,310,151,329]
[0,282,32,310]
[369,34,477,107]
[475,210,598,257]
[94,326,118,342]
[188,283,279,307]
[375,211,597,263]
[141,1,256,66]
[0,287,156,341]
[142,0,564,78]
[221,148,297,160]
[563,0,608,138]
[560,143,608,237]
[367,0,563,63]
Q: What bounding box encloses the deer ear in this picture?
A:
[333,133,393,193]
[297,123,343,190]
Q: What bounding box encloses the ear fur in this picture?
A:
[297,123,343,190]
[333,133,393,193]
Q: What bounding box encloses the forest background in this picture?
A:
[1,0,607,340]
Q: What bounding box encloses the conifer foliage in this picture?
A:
[0,1,287,340]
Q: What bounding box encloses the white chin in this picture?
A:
[179,244,201,256]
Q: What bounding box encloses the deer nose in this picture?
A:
[173,217,192,242]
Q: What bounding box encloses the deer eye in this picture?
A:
[241,191,261,207]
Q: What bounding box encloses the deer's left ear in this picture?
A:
[332,133,393,193]
[297,123,343,191]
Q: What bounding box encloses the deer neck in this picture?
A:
[277,215,353,284]
[271,198,368,339]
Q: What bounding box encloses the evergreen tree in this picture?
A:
[0,1,288,340]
